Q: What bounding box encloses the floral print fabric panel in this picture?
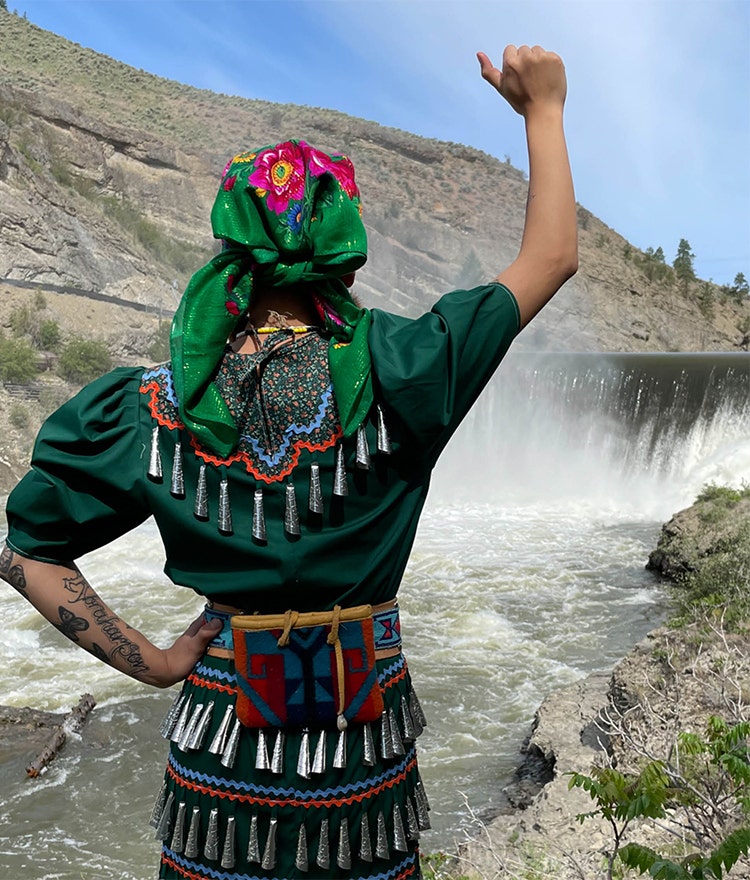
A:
[141,331,341,484]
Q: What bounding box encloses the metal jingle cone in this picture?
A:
[414,790,431,831]
[159,692,184,739]
[308,461,324,515]
[316,817,330,869]
[188,701,214,751]
[333,727,347,769]
[247,814,261,863]
[204,807,220,860]
[148,426,163,479]
[271,730,285,774]
[375,811,390,860]
[284,481,301,536]
[148,781,168,828]
[359,813,373,862]
[252,487,267,542]
[220,816,236,869]
[355,424,371,470]
[362,721,376,766]
[409,685,428,732]
[388,706,405,756]
[154,791,174,841]
[401,695,417,743]
[405,798,420,841]
[377,404,392,455]
[208,705,234,755]
[255,728,270,770]
[170,801,187,854]
[333,443,348,496]
[184,806,201,859]
[297,728,311,779]
[170,695,193,743]
[194,464,208,518]
[416,775,431,811]
[218,478,233,533]
[170,441,185,497]
[336,816,352,870]
[295,823,309,872]
[261,818,278,870]
[178,703,204,752]
[311,730,327,774]
[220,717,241,769]
[380,710,394,760]
[392,804,408,852]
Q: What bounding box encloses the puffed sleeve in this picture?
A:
[5,367,152,563]
[368,282,520,460]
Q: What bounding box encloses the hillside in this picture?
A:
[0,10,747,487]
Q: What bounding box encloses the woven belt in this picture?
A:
[203,599,402,661]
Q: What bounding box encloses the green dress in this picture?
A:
[5,283,520,880]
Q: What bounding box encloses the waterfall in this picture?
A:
[434,351,750,517]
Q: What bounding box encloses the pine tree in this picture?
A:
[673,238,696,284]
[731,271,749,303]
[673,239,696,295]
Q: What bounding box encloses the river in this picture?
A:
[0,351,748,879]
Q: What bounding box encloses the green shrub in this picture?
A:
[695,483,750,506]
[38,319,61,351]
[9,304,34,337]
[57,338,112,384]
[148,320,171,363]
[9,403,29,429]
[569,717,750,880]
[0,335,39,382]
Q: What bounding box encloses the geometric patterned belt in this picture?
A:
[203,599,402,660]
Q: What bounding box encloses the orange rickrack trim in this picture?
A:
[140,380,183,431]
[189,427,342,484]
[167,753,418,810]
[186,673,237,696]
[382,664,408,690]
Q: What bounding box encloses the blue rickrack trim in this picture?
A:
[162,847,418,880]
[193,661,237,684]
[378,654,406,684]
[168,746,417,800]
[242,384,334,467]
[142,364,179,407]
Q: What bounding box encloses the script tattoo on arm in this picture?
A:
[62,571,150,678]
[0,545,29,599]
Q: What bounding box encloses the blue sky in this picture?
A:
[14,0,750,286]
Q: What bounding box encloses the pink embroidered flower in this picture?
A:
[226,274,236,293]
[223,174,237,191]
[301,142,359,199]
[225,300,240,316]
[248,141,306,214]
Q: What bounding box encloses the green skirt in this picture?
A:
[151,652,427,879]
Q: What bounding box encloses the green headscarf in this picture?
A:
[170,140,371,458]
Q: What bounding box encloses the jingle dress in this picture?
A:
[5,282,520,880]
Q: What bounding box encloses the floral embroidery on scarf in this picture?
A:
[248,141,307,215]
[139,332,341,483]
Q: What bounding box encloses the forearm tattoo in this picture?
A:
[62,572,149,677]
[0,549,149,678]
[0,545,29,598]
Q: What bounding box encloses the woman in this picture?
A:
[1,44,576,879]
